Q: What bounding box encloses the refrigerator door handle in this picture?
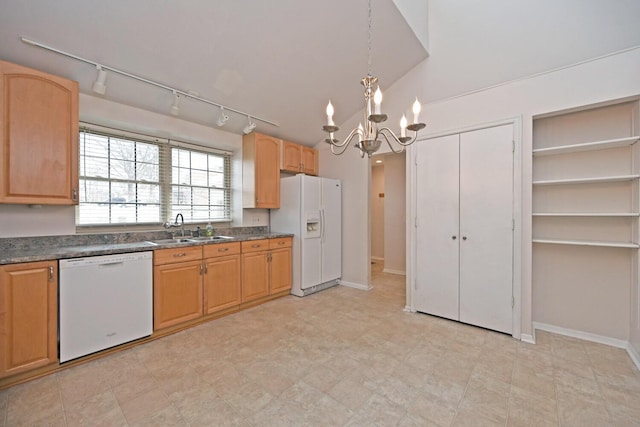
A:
[320,208,325,243]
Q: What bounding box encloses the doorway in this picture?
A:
[370,152,407,282]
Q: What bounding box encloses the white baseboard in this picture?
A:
[533,322,640,371]
[627,343,640,371]
[382,268,406,275]
[533,322,628,348]
[520,333,535,344]
[339,280,373,291]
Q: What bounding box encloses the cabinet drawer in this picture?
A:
[269,237,292,249]
[203,242,241,258]
[153,246,202,265]
[241,239,269,253]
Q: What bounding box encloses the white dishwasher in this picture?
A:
[59,251,153,363]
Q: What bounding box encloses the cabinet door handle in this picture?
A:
[251,244,261,248]
[204,264,208,274]
[452,236,457,240]
[72,188,78,201]
[48,266,54,281]
[462,236,468,241]
[218,247,229,252]
[174,252,187,257]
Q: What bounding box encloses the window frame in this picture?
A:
[77,124,232,230]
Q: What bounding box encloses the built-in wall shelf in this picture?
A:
[532,136,640,157]
[532,174,640,186]
[533,212,640,217]
[532,238,640,249]
[531,99,640,347]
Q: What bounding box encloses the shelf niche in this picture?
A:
[532,99,639,342]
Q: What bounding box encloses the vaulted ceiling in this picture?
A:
[0,0,427,145]
[2,1,640,147]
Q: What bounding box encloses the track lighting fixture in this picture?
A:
[217,107,229,127]
[169,91,180,116]
[92,65,107,95]
[243,116,256,134]
[20,37,280,130]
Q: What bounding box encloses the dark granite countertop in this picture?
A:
[0,229,293,265]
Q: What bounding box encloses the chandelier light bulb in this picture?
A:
[373,87,382,114]
[326,101,335,126]
[400,115,407,138]
[412,98,421,124]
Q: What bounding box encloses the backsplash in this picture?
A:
[0,226,269,253]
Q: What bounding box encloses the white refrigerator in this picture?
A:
[271,174,341,296]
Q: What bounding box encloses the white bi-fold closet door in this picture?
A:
[415,124,514,334]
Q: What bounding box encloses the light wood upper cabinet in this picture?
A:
[0,60,79,205]
[280,140,318,176]
[0,261,58,378]
[243,132,280,208]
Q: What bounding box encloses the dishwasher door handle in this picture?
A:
[99,261,124,267]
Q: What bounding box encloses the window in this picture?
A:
[171,146,230,222]
[78,126,231,226]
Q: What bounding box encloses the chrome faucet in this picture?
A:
[163,213,185,236]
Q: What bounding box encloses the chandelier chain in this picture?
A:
[367,0,372,76]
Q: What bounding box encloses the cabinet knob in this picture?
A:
[462,236,468,240]
[452,236,457,240]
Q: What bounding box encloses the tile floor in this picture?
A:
[1,262,639,426]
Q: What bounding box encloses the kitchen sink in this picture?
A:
[188,236,233,241]
[146,236,232,245]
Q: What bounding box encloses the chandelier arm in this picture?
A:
[330,143,351,156]
[327,126,362,148]
[377,131,406,154]
[378,127,419,146]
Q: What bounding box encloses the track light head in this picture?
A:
[217,107,229,127]
[92,65,107,95]
[170,91,180,116]
[243,116,256,134]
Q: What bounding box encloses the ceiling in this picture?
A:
[0,0,428,146]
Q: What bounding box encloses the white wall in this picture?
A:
[318,143,371,290]
[370,164,385,260]
[390,48,640,341]
[383,153,406,275]
[0,94,271,237]
[319,46,640,340]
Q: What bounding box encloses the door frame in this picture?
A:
[407,117,523,340]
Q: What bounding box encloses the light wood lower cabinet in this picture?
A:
[241,238,292,302]
[153,239,290,329]
[269,238,292,294]
[203,242,241,314]
[0,261,57,378]
[241,240,270,302]
[153,246,203,330]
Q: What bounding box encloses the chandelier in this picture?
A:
[322,0,426,158]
